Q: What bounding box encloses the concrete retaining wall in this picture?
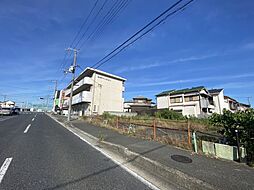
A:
[202,141,246,161]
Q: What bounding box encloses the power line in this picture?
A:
[91,0,131,43]
[70,0,99,47]
[90,0,185,69]
[92,0,194,69]
[78,0,130,50]
[73,0,109,48]
[58,0,99,74]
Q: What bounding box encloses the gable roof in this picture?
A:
[133,96,152,101]
[156,86,206,97]
[208,88,223,94]
[224,95,237,102]
[156,90,175,97]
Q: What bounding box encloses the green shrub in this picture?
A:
[209,109,254,165]
[102,112,115,119]
[155,109,185,120]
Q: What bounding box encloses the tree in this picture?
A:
[209,109,254,165]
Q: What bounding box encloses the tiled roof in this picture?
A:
[156,86,205,97]
[208,88,223,94]
[133,96,151,100]
[156,90,175,97]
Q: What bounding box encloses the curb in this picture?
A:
[48,114,215,190]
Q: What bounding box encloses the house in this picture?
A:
[64,67,126,116]
[156,86,214,118]
[238,103,251,111]
[124,96,155,113]
[0,100,15,108]
[208,89,224,114]
[209,88,251,113]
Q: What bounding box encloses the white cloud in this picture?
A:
[115,53,219,73]
[128,73,254,87]
[213,81,254,89]
[242,42,254,50]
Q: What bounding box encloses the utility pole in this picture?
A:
[52,80,58,93]
[67,48,78,122]
[51,80,58,112]
[247,97,251,107]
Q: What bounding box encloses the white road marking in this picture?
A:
[0,157,13,184]
[24,124,31,134]
[50,116,160,190]
[32,118,35,121]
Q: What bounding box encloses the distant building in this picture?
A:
[156,86,214,118]
[238,103,251,111]
[52,90,61,112]
[124,96,155,113]
[63,67,126,116]
[0,101,15,108]
[209,89,251,113]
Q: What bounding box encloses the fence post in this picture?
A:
[235,129,241,162]
[153,119,156,140]
[193,131,198,153]
[116,117,119,129]
[187,119,191,147]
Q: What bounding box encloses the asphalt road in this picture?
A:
[0,113,151,190]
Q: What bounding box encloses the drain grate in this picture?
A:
[171,154,193,163]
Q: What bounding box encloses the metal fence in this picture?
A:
[88,116,222,151]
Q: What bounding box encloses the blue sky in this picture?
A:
[0,0,254,107]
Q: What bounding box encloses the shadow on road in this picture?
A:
[44,144,167,190]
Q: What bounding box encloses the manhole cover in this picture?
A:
[171,155,192,163]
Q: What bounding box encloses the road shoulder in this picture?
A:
[47,114,218,190]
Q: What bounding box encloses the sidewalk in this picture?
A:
[53,115,254,190]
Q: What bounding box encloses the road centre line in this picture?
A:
[32,118,35,121]
[24,124,31,134]
[0,158,13,184]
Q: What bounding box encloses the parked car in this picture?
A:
[0,107,12,116]
[11,107,19,115]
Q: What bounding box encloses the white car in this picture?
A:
[0,107,12,116]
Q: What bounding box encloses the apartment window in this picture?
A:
[184,95,199,102]
[93,105,97,112]
[170,97,183,103]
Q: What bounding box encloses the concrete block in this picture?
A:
[214,143,247,161]
[202,141,215,156]
[214,143,237,161]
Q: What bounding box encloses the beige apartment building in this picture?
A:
[64,67,126,116]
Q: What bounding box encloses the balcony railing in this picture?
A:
[72,91,92,105]
[65,77,93,96]
[73,77,93,92]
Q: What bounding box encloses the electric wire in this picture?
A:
[92,0,194,69]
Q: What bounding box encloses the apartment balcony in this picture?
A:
[65,77,93,96]
[65,88,71,96]
[72,91,92,105]
[73,77,93,91]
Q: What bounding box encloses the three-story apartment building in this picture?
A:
[63,67,126,116]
